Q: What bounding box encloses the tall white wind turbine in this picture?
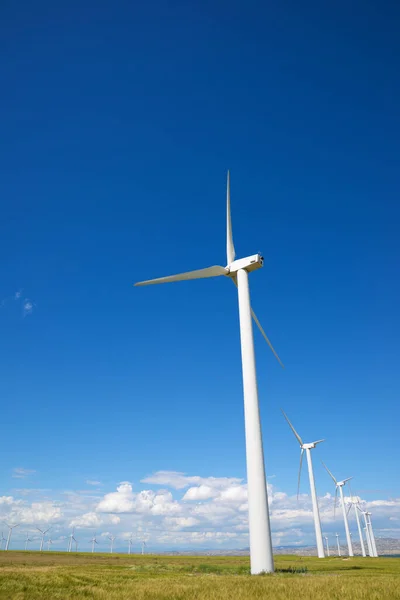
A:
[36,527,51,552]
[3,523,19,551]
[0,532,6,550]
[128,534,133,555]
[134,172,284,574]
[281,410,325,558]
[323,464,353,557]
[141,540,146,555]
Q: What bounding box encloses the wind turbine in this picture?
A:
[36,527,51,552]
[324,535,330,557]
[3,523,19,551]
[68,528,76,553]
[366,512,378,557]
[323,464,354,557]
[281,410,325,558]
[141,540,147,555]
[358,506,374,557]
[0,532,7,550]
[128,534,133,555]
[108,535,116,554]
[24,533,32,551]
[47,539,53,551]
[347,498,366,557]
[335,533,341,557]
[134,172,284,574]
[90,533,98,553]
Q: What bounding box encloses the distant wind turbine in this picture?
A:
[366,512,378,557]
[36,527,51,552]
[68,528,76,553]
[3,523,19,551]
[90,533,98,553]
[134,172,284,574]
[141,540,147,555]
[322,464,354,557]
[335,533,341,557]
[281,410,325,558]
[128,534,133,555]
[363,526,373,556]
[25,533,32,551]
[324,536,330,557]
[347,498,366,557]
[108,535,116,554]
[47,539,53,551]
[0,532,7,550]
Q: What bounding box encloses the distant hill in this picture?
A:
[160,538,400,557]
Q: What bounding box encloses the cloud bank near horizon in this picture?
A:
[1,470,399,551]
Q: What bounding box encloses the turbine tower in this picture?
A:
[90,534,98,553]
[128,534,133,555]
[359,507,374,557]
[324,535,330,557]
[335,533,341,557]
[323,464,354,557]
[3,523,19,551]
[281,410,325,558]
[141,540,147,555]
[47,539,53,551]
[134,172,284,574]
[1,532,7,550]
[366,512,378,557]
[347,498,366,557]
[108,535,116,554]
[36,527,51,552]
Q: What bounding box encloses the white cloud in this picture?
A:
[23,299,34,317]
[182,486,215,501]
[96,482,135,514]
[12,468,36,479]
[86,480,102,487]
[141,471,242,491]
[69,512,121,529]
[0,470,398,551]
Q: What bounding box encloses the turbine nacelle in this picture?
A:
[302,440,325,450]
[227,254,264,274]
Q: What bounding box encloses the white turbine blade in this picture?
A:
[313,439,325,446]
[343,477,353,484]
[251,308,285,368]
[322,462,337,485]
[281,409,303,446]
[297,449,304,501]
[226,170,235,264]
[347,503,353,516]
[134,265,228,287]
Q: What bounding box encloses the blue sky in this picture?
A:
[0,0,399,551]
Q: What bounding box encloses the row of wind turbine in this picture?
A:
[281,411,378,558]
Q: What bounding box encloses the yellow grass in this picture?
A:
[0,551,399,599]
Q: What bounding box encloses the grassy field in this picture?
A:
[0,551,399,599]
